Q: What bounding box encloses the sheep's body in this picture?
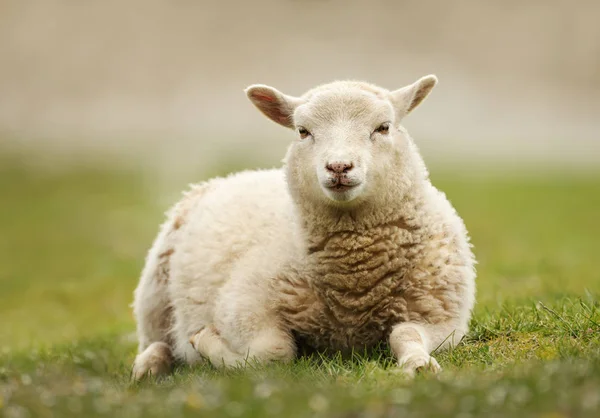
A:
[132,77,476,379]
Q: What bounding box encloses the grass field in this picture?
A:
[1,154,599,417]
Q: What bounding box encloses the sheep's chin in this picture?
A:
[320,183,365,204]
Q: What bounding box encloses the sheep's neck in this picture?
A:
[308,213,420,279]
[299,186,423,241]
[297,188,426,292]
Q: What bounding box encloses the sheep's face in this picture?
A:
[288,90,393,205]
[246,76,437,208]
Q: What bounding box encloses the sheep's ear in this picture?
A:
[245,85,303,129]
[390,75,438,120]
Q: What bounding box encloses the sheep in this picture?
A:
[131,75,476,380]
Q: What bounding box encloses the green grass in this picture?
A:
[1,155,599,417]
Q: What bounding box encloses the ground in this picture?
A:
[1,154,599,417]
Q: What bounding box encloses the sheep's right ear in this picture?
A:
[245,85,303,129]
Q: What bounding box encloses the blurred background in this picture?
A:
[1,0,599,349]
[2,0,600,177]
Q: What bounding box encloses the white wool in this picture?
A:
[131,75,476,380]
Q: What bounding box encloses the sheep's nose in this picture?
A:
[326,161,354,174]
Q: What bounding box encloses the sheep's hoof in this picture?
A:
[131,342,174,381]
[398,353,441,378]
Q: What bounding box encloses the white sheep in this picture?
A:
[131,75,476,380]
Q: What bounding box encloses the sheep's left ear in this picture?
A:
[245,84,303,129]
[390,75,438,121]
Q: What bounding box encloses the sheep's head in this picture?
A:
[245,76,437,208]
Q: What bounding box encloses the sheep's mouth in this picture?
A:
[323,179,362,195]
[327,183,357,192]
[319,175,364,202]
[322,181,363,203]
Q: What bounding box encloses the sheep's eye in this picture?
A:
[298,127,311,139]
[374,123,390,135]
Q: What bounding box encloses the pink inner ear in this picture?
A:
[252,93,275,103]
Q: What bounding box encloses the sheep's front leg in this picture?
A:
[188,268,297,368]
[189,326,246,367]
[190,325,295,368]
[389,322,464,377]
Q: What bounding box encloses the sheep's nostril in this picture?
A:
[326,162,354,174]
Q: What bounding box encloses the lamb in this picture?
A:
[131,75,476,380]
